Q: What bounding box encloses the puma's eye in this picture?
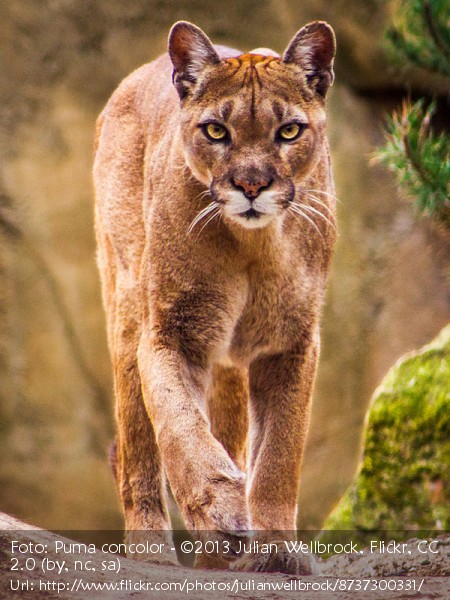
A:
[203,122,229,141]
[277,123,305,142]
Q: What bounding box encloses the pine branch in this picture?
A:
[374,100,450,221]
[378,2,450,226]
[423,0,449,64]
[386,0,450,80]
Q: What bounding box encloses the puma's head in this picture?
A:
[169,21,335,230]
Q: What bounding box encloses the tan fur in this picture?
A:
[94,21,336,573]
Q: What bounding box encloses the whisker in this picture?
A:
[197,200,216,214]
[307,196,336,218]
[197,207,220,236]
[289,205,324,240]
[188,201,218,233]
[191,204,213,224]
[195,189,211,203]
[189,204,216,232]
[303,188,338,201]
[297,202,336,231]
[289,205,321,237]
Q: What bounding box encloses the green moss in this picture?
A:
[323,326,450,536]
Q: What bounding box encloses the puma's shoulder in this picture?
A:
[95,56,173,137]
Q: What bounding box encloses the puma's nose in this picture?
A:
[231,177,272,200]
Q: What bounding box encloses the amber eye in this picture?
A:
[278,123,305,141]
[203,122,228,141]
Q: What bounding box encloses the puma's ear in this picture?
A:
[283,21,336,97]
[168,21,220,100]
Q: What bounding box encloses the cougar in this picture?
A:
[94,20,336,574]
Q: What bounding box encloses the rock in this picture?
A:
[324,325,450,533]
[1,512,449,599]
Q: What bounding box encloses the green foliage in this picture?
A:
[386,0,450,78]
[377,0,450,224]
[323,325,450,539]
[376,100,449,219]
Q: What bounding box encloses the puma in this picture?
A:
[94,20,336,574]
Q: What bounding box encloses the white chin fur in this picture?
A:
[224,190,279,229]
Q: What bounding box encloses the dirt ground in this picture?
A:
[1,513,448,599]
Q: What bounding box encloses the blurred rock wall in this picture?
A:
[0,0,448,531]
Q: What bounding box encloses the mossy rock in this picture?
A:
[323,325,450,535]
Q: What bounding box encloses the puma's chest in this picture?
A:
[228,266,319,364]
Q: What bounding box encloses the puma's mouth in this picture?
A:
[231,208,275,230]
[239,208,262,220]
[214,188,282,229]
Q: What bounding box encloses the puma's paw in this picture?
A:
[185,471,250,561]
[230,541,315,575]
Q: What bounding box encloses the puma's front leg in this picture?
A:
[233,339,320,574]
[137,328,249,560]
[248,345,319,529]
